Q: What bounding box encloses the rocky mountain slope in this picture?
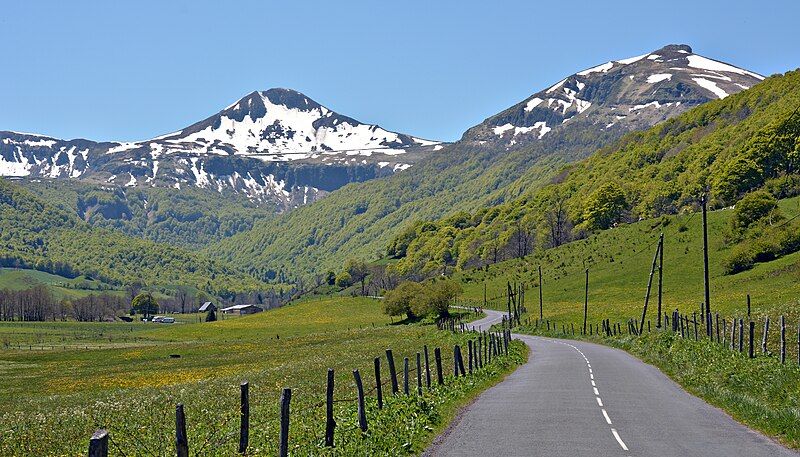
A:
[0,89,441,209]
[207,44,767,282]
[463,44,763,153]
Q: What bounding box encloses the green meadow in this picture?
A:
[0,296,523,456]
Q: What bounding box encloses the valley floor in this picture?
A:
[0,297,524,455]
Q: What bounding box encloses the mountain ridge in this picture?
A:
[1,88,442,209]
[207,44,767,281]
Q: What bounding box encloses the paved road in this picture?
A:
[426,309,797,456]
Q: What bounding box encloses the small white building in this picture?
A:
[221,304,263,315]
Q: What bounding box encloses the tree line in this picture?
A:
[0,286,127,322]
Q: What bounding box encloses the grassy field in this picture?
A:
[0,268,123,299]
[454,196,800,332]
[0,296,524,455]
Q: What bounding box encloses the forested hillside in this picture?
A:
[388,70,800,277]
[0,178,267,295]
[22,180,274,248]
[207,45,763,282]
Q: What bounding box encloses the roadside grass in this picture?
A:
[517,324,800,450]
[446,196,800,450]
[0,296,524,455]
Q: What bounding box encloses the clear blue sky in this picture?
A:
[2,1,798,142]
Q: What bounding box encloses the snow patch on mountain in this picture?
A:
[692,77,730,99]
[686,55,764,80]
[647,73,672,83]
[525,97,544,112]
[630,101,663,112]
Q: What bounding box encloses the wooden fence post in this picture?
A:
[749,321,755,359]
[478,336,483,368]
[176,404,189,457]
[780,316,786,364]
[403,357,410,395]
[453,345,460,377]
[279,388,291,457]
[468,340,473,374]
[423,345,431,388]
[88,429,108,457]
[353,370,367,432]
[722,319,728,347]
[416,352,423,395]
[374,357,383,409]
[434,347,443,385]
[762,317,770,354]
[738,319,744,353]
[386,349,399,395]
[325,369,335,447]
[239,382,249,454]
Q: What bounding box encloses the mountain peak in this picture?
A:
[259,88,318,111]
[463,45,764,149]
[657,44,693,54]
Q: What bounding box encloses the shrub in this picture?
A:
[730,190,781,234]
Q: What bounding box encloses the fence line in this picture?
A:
[83,313,516,456]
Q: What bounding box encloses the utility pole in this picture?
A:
[701,194,711,338]
[640,237,661,335]
[656,233,664,328]
[583,269,589,335]
[538,265,544,320]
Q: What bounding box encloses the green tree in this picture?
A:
[714,156,764,205]
[424,280,462,318]
[130,292,159,318]
[730,190,782,233]
[583,182,627,230]
[383,281,424,320]
[335,271,353,288]
[344,258,370,295]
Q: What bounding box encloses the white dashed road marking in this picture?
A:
[612,428,630,451]
[546,339,629,452]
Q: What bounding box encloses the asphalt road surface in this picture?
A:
[426,309,797,456]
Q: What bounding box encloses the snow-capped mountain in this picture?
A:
[463,44,764,150]
[0,88,442,208]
